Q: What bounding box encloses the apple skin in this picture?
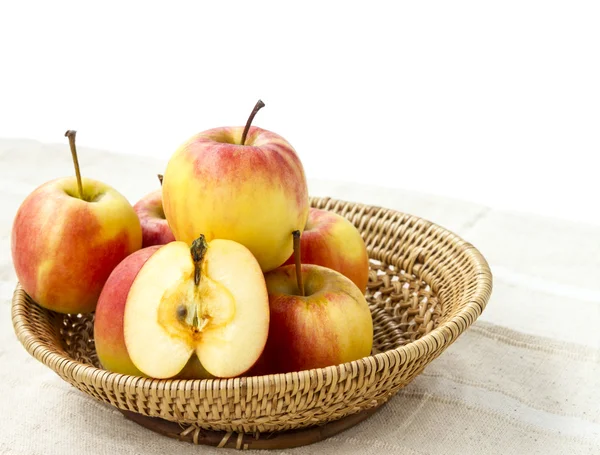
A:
[94,245,212,378]
[284,208,369,292]
[11,177,142,314]
[162,126,309,272]
[133,189,175,247]
[252,264,373,375]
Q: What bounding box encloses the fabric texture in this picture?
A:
[1,139,598,454]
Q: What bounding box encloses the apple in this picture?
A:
[11,131,142,314]
[252,232,373,375]
[94,245,213,378]
[96,235,270,379]
[162,100,309,272]
[284,208,369,292]
[133,175,175,247]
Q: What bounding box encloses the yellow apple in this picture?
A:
[253,263,373,375]
[162,101,309,272]
[284,208,369,292]
[11,131,142,314]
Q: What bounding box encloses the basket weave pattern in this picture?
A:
[12,197,492,434]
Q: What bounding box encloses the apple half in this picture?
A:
[123,235,269,379]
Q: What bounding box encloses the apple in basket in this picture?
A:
[161,100,309,272]
[133,174,175,248]
[11,131,142,314]
[251,231,373,375]
[284,207,370,293]
[94,235,270,379]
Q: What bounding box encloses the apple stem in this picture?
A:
[292,230,305,297]
[64,130,84,200]
[240,99,265,145]
[191,235,208,287]
[157,174,163,186]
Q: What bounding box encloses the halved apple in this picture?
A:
[123,235,269,379]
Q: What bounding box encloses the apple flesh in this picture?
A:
[162,126,309,272]
[119,236,269,379]
[11,177,142,314]
[254,264,373,375]
[133,189,175,247]
[285,208,370,292]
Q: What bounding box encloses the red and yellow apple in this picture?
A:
[133,189,175,248]
[11,131,142,314]
[284,208,369,292]
[94,236,270,379]
[253,263,373,375]
[162,101,309,272]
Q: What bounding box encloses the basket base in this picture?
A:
[121,404,383,450]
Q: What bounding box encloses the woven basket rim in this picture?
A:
[12,197,493,394]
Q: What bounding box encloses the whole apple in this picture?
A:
[162,101,309,272]
[133,189,175,247]
[284,208,369,292]
[11,131,142,314]
[95,235,270,379]
[255,264,373,375]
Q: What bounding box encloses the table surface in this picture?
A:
[1,138,599,455]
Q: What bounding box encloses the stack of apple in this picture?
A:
[11,101,373,380]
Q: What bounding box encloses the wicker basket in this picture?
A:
[12,197,492,449]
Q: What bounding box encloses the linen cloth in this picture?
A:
[1,139,598,454]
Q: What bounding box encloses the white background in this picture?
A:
[1,1,599,226]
